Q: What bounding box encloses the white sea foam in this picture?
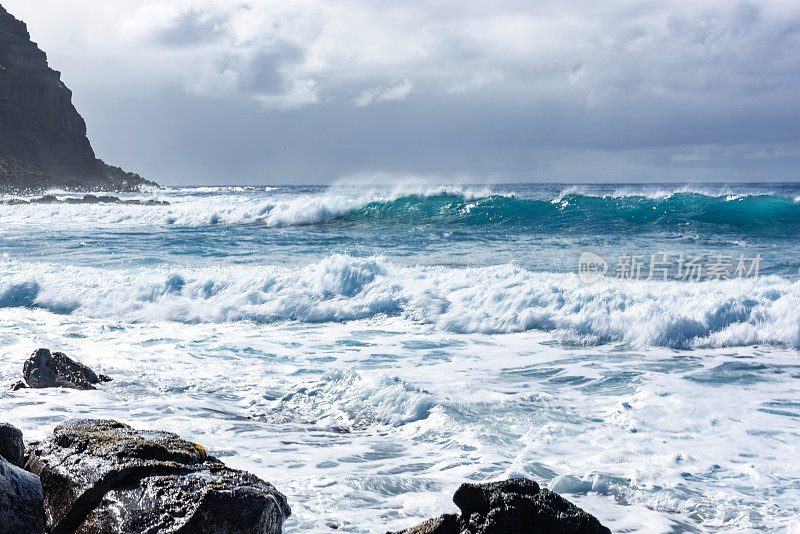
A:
[2,308,798,532]
[251,369,436,428]
[3,184,799,532]
[1,255,799,349]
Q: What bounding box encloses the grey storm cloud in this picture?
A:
[3,0,800,184]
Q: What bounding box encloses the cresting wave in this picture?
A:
[2,255,799,349]
[3,188,800,233]
[0,186,489,228]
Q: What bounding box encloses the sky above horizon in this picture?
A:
[4,0,800,185]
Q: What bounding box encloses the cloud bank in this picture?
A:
[5,0,800,184]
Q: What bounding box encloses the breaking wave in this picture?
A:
[249,370,435,428]
[4,187,800,234]
[2,255,799,349]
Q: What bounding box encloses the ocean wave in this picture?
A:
[3,186,799,233]
[340,190,800,234]
[249,369,435,428]
[0,185,503,228]
[553,184,794,201]
[180,185,282,194]
[253,185,502,226]
[2,255,799,349]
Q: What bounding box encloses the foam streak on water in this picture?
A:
[1,183,799,532]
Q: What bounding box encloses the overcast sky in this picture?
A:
[5,0,800,184]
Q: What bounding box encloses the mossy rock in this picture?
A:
[26,419,290,534]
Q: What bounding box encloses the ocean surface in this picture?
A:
[1,183,800,532]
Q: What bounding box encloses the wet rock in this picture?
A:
[61,194,169,205]
[26,419,290,534]
[10,379,29,391]
[21,348,110,390]
[2,194,170,205]
[389,478,610,534]
[390,514,460,534]
[79,468,289,534]
[0,455,45,534]
[32,194,59,203]
[0,422,25,467]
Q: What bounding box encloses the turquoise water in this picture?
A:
[1,183,799,532]
[3,183,800,275]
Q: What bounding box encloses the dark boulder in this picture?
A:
[389,478,610,534]
[79,468,289,534]
[0,455,45,534]
[10,379,29,391]
[390,514,460,534]
[2,194,170,205]
[25,419,290,534]
[21,348,111,390]
[0,422,25,467]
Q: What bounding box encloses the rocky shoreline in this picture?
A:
[0,194,169,205]
[2,349,613,533]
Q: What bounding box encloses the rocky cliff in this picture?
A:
[0,4,157,192]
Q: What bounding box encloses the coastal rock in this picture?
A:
[21,348,111,390]
[25,419,290,533]
[0,5,157,193]
[0,455,45,534]
[0,422,25,467]
[391,514,460,534]
[10,379,29,391]
[0,194,170,205]
[389,478,610,534]
[79,468,289,534]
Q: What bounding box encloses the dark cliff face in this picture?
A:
[0,5,156,192]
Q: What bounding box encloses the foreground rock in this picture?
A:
[0,422,24,467]
[389,478,610,534]
[26,419,290,533]
[0,423,45,533]
[18,348,111,390]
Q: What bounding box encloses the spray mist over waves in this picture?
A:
[2,255,800,349]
